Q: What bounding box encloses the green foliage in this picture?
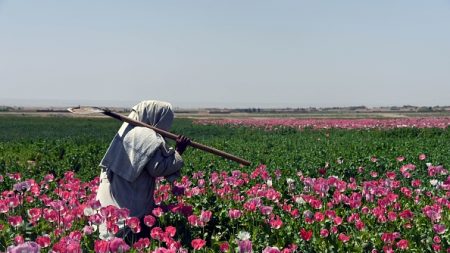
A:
[0,116,449,182]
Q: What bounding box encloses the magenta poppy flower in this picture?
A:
[36,235,51,248]
[188,215,200,227]
[94,240,109,253]
[229,209,242,219]
[433,224,446,234]
[200,210,212,223]
[165,226,176,237]
[191,238,206,250]
[238,240,252,253]
[396,156,405,162]
[260,206,273,216]
[219,242,230,252]
[7,242,40,253]
[109,238,130,252]
[338,233,350,243]
[126,217,141,233]
[333,216,343,225]
[27,207,42,222]
[133,238,150,250]
[144,214,156,227]
[262,246,280,253]
[433,236,441,244]
[0,200,9,213]
[151,227,165,241]
[396,239,409,250]
[320,229,329,238]
[432,244,441,251]
[152,207,164,217]
[269,216,283,229]
[14,235,24,245]
[300,228,312,241]
[8,215,23,227]
[314,212,325,222]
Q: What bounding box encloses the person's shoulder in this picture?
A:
[130,126,157,137]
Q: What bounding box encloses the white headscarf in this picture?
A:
[128,100,174,131]
[99,100,175,182]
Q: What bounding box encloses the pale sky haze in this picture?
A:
[1,1,449,108]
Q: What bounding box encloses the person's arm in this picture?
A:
[146,136,190,179]
[175,135,190,155]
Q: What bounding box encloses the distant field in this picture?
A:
[1,109,449,119]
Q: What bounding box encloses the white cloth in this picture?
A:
[96,100,183,239]
[99,100,176,182]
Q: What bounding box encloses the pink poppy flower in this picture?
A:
[352,219,364,230]
[263,246,281,253]
[14,235,24,245]
[89,213,103,225]
[260,206,273,216]
[36,235,51,248]
[7,242,40,253]
[107,221,119,234]
[229,209,242,219]
[333,216,343,225]
[188,215,201,227]
[387,211,397,222]
[109,238,130,252]
[151,227,165,241]
[165,226,176,237]
[143,214,156,227]
[152,207,164,217]
[338,233,350,243]
[200,210,212,223]
[314,212,325,222]
[43,209,58,223]
[300,228,312,241]
[0,200,9,213]
[238,240,252,253]
[52,236,81,253]
[269,216,283,229]
[219,242,230,252]
[8,216,23,227]
[318,167,327,175]
[433,224,446,234]
[396,239,409,250]
[83,225,94,235]
[433,236,441,244]
[126,217,141,233]
[386,171,396,179]
[383,246,394,253]
[133,238,150,250]
[27,208,42,222]
[433,244,441,251]
[191,239,206,250]
[320,229,329,238]
[94,240,110,253]
[69,231,82,241]
[396,156,405,162]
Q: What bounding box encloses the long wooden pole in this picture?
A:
[102,109,251,166]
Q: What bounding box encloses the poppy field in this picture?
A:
[0,116,449,252]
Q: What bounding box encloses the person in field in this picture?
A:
[96,100,190,242]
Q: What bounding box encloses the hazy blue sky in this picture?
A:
[1,1,449,108]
